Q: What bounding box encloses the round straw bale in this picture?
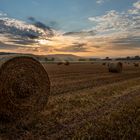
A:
[134,63,139,67]
[102,62,106,66]
[64,61,70,66]
[57,62,63,65]
[0,55,50,124]
[108,62,123,73]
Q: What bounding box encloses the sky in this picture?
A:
[0,0,140,57]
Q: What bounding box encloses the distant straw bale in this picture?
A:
[64,61,70,66]
[108,62,123,73]
[0,56,50,124]
[134,63,139,67]
[57,62,63,65]
[102,62,106,66]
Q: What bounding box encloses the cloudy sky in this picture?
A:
[0,0,140,57]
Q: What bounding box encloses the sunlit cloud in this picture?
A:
[88,10,140,33]
[55,42,89,53]
[0,12,59,54]
[128,0,140,14]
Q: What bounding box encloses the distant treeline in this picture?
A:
[0,52,32,56]
[80,56,140,62]
[115,56,140,61]
[0,52,16,55]
[0,52,139,61]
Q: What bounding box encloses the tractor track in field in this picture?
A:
[50,71,140,95]
[45,63,140,96]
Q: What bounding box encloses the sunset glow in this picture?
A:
[0,0,140,57]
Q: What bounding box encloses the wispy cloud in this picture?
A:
[63,30,96,37]
[0,11,7,17]
[96,0,105,4]
[55,42,89,52]
[128,0,140,14]
[96,0,110,5]
[88,10,140,33]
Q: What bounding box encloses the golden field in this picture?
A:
[1,61,140,140]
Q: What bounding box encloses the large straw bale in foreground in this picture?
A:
[0,56,50,124]
[108,62,123,73]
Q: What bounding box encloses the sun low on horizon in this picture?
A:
[0,0,140,58]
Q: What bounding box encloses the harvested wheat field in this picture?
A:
[1,61,140,140]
